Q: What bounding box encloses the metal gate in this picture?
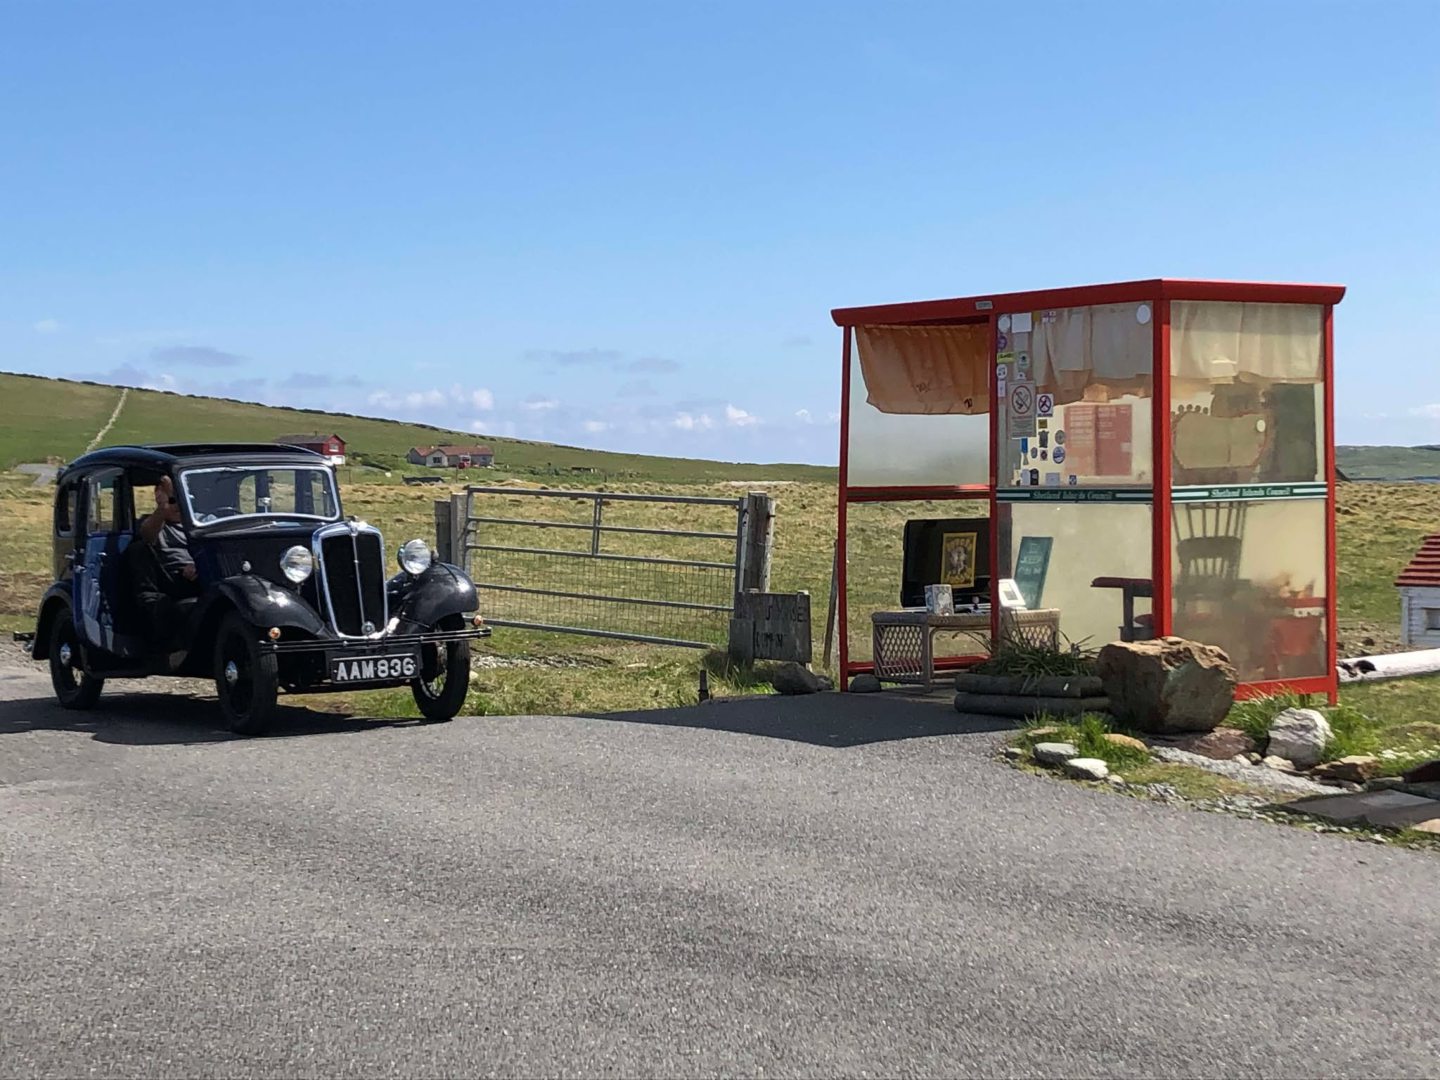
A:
[462,486,767,648]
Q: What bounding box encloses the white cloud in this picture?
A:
[794,408,812,422]
[1409,404,1440,419]
[368,388,446,409]
[523,396,559,411]
[33,318,60,334]
[671,411,715,432]
[470,387,495,411]
[582,420,611,433]
[725,404,758,427]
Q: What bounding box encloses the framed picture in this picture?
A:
[940,531,978,590]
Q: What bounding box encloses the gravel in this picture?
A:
[1151,746,1338,795]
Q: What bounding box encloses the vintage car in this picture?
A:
[25,443,489,734]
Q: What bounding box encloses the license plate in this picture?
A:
[329,651,419,684]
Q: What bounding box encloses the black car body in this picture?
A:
[28,443,488,733]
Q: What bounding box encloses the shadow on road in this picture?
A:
[589,691,1015,748]
[0,685,413,746]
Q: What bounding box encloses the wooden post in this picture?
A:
[739,492,775,594]
[450,491,468,571]
[433,498,453,563]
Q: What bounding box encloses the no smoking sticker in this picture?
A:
[1037,393,1054,417]
[1010,384,1034,417]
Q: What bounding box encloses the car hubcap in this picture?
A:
[224,660,240,686]
[58,643,72,667]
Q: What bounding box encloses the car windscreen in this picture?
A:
[179,466,340,526]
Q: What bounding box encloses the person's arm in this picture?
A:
[138,476,180,545]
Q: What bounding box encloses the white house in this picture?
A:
[1396,533,1440,647]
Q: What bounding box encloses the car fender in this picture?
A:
[389,562,478,631]
[30,583,75,661]
[213,576,329,636]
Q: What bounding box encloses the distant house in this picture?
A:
[275,433,346,465]
[408,444,494,469]
[1396,534,1440,648]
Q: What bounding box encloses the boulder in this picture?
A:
[1032,742,1079,767]
[1403,759,1440,784]
[1102,733,1149,753]
[1266,708,1332,769]
[848,674,882,694]
[1167,727,1258,761]
[1064,758,1110,781]
[1096,637,1238,734]
[772,662,823,695]
[1262,754,1297,772]
[1312,755,1379,783]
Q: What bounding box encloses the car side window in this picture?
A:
[55,483,79,537]
[86,471,127,535]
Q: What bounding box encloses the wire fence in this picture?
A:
[464,487,751,648]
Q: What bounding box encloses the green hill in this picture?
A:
[1336,445,1440,481]
[0,371,836,483]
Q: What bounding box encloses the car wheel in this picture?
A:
[48,603,104,710]
[411,623,471,723]
[214,612,279,736]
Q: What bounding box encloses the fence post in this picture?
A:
[739,492,775,595]
[434,498,453,563]
[450,491,468,571]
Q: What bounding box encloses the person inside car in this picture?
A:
[129,475,201,642]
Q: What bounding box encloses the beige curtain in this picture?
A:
[855,324,990,415]
[1171,302,1322,384]
[1030,303,1152,405]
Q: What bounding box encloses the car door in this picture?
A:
[76,468,138,656]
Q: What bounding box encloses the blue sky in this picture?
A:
[2,0,1436,462]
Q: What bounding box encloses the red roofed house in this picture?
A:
[275,433,346,466]
[407,445,494,469]
[1396,533,1440,647]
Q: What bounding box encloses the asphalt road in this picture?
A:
[3,648,1440,1078]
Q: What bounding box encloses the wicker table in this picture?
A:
[870,608,1062,691]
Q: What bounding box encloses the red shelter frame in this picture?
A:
[831,278,1345,701]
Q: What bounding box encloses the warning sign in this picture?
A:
[1010,383,1034,417]
[1037,393,1054,418]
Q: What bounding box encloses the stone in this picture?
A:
[1096,637,1238,734]
[772,662,823,695]
[1312,755,1380,784]
[1102,733,1149,753]
[1411,819,1440,834]
[1246,752,1263,764]
[1403,759,1440,784]
[1267,708,1333,769]
[1366,776,1405,792]
[1002,745,1024,761]
[1262,755,1297,772]
[848,674,882,694]
[1107,775,1127,787]
[1168,726,1258,761]
[1232,754,1251,764]
[1027,725,1062,740]
[1032,742,1079,767]
[1063,757,1110,781]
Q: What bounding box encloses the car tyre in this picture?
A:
[48,603,104,710]
[214,612,279,736]
[411,621,471,723]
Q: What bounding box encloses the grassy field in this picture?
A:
[0,372,836,483]
[1338,445,1440,481]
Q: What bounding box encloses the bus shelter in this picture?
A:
[831,279,1344,700]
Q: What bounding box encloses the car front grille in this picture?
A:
[316,525,387,636]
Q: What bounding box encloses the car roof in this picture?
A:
[58,443,329,479]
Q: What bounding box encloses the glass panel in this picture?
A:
[1171,499,1327,682]
[181,467,339,525]
[846,331,990,487]
[1170,302,1324,485]
[843,499,992,664]
[996,304,1154,489]
[86,473,121,533]
[998,502,1153,650]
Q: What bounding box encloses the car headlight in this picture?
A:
[280,545,314,584]
[398,538,432,576]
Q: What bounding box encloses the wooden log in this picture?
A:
[952,674,1105,699]
[952,692,1111,718]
